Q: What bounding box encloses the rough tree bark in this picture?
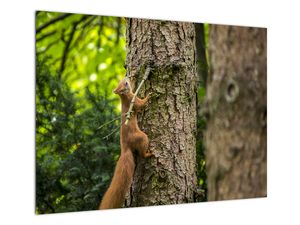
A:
[205,25,267,200]
[125,18,199,206]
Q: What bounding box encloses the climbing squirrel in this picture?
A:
[99,77,152,210]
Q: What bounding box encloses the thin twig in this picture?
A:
[97,112,127,130]
[102,123,122,140]
[97,116,120,130]
[125,66,151,125]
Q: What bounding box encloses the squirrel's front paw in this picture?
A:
[144,150,153,158]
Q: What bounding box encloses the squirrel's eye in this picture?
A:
[125,82,128,87]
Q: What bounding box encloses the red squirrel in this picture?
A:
[99,77,152,209]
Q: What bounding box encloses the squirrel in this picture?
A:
[99,77,153,210]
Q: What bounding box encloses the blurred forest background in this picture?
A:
[35,11,207,214]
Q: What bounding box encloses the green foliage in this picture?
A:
[35,11,126,213]
[196,86,207,201]
[36,12,126,98]
[36,60,120,213]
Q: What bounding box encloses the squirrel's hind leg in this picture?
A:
[134,132,152,158]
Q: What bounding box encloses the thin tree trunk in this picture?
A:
[125,18,199,206]
[205,25,267,200]
[195,23,208,86]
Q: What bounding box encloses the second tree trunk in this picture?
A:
[205,25,267,200]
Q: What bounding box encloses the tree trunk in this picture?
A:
[195,23,208,86]
[205,25,267,201]
[125,18,199,206]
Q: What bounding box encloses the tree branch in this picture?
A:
[36,30,56,42]
[59,16,89,78]
[36,13,72,34]
[97,17,104,50]
[36,39,60,55]
[70,16,97,50]
[59,24,76,77]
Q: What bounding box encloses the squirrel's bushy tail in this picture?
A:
[99,151,135,209]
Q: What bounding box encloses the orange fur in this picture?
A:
[99,77,152,210]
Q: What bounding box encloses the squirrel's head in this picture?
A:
[113,77,132,95]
